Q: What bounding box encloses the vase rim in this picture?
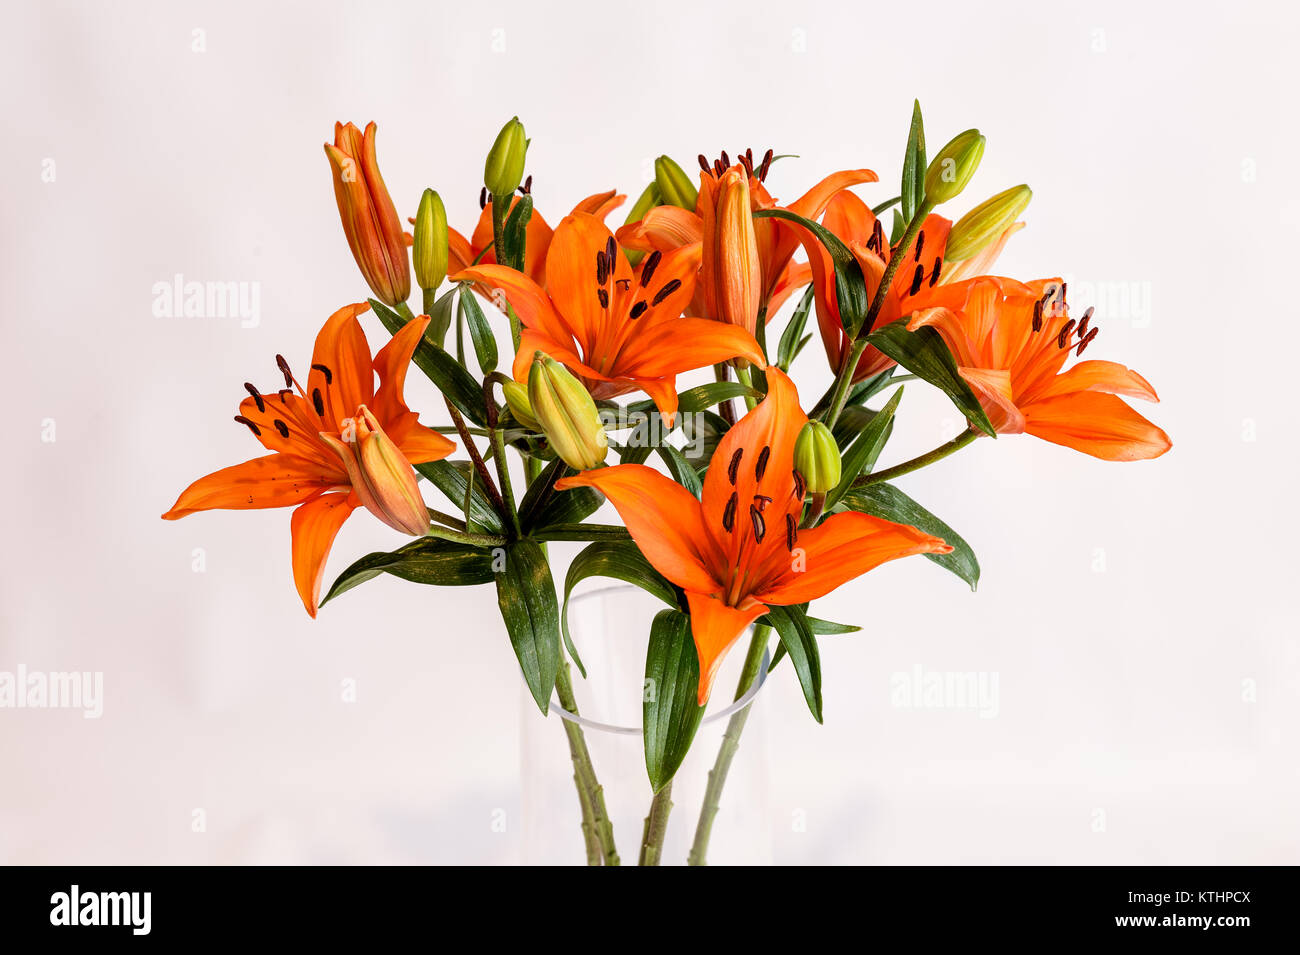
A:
[550,584,770,736]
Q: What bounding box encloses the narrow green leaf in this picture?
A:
[864,320,996,437]
[901,99,926,222]
[425,285,458,347]
[495,539,562,714]
[644,608,706,792]
[890,208,905,246]
[754,208,869,336]
[839,482,980,591]
[680,410,730,471]
[826,386,902,511]
[370,298,489,426]
[458,284,498,374]
[321,537,495,607]
[761,605,822,722]
[808,616,861,635]
[777,285,815,371]
[518,456,606,531]
[658,444,702,498]
[871,195,902,217]
[502,194,533,271]
[625,382,757,418]
[416,460,503,533]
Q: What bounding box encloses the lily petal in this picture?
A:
[308,302,375,427]
[290,491,357,617]
[1029,359,1161,404]
[1022,391,1172,461]
[686,591,769,704]
[162,454,341,519]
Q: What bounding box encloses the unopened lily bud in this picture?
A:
[924,129,986,205]
[502,379,540,431]
[946,184,1032,262]
[794,421,841,494]
[712,169,761,334]
[484,116,528,197]
[413,188,449,292]
[320,407,430,536]
[654,156,698,210]
[528,353,608,471]
[624,180,662,225]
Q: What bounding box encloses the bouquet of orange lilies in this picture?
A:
[163,104,1170,866]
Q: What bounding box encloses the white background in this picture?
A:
[2,0,1296,864]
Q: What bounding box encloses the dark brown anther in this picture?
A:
[615,278,631,290]
[749,505,766,542]
[869,219,885,255]
[1056,319,1077,349]
[1076,327,1099,356]
[312,388,325,416]
[243,383,265,413]
[1032,299,1044,333]
[234,415,262,437]
[929,257,943,287]
[720,150,730,169]
[755,445,771,481]
[605,237,617,272]
[596,250,609,286]
[629,301,648,319]
[640,249,662,287]
[698,154,711,173]
[722,491,738,532]
[1059,281,1068,304]
[914,230,925,262]
[479,187,487,210]
[759,148,774,181]
[727,448,743,485]
[651,279,681,305]
[275,354,293,388]
[521,175,532,195]
[739,153,754,177]
[311,363,333,385]
[277,388,292,404]
[713,158,725,176]
[745,147,753,165]
[273,419,290,438]
[1077,306,1094,338]
[909,264,924,296]
[596,288,610,309]
[785,513,798,551]
[752,494,772,512]
[792,469,806,501]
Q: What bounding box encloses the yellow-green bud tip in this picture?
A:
[413,188,449,292]
[485,116,528,197]
[924,129,986,205]
[945,184,1032,262]
[654,156,698,211]
[794,420,841,494]
[528,354,608,471]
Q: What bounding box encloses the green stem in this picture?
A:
[395,300,417,322]
[734,364,759,411]
[555,662,620,866]
[820,338,869,431]
[713,364,737,427]
[854,427,979,488]
[422,286,438,320]
[638,781,674,866]
[425,507,467,532]
[490,195,508,271]
[530,523,631,542]
[861,199,933,335]
[489,426,522,536]
[688,624,769,867]
[445,399,508,520]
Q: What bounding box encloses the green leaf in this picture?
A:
[495,539,562,714]
[370,298,489,427]
[426,285,458,347]
[502,194,533,271]
[864,320,996,437]
[777,285,815,372]
[625,381,757,418]
[754,208,869,337]
[658,444,702,498]
[561,541,679,677]
[321,537,496,607]
[530,523,629,542]
[826,386,902,511]
[416,460,503,533]
[839,482,980,591]
[808,616,861,635]
[890,208,905,246]
[680,410,729,471]
[457,284,498,374]
[643,608,706,792]
[871,196,902,217]
[518,456,606,531]
[761,605,823,722]
[832,404,880,449]
[901,99,927,223]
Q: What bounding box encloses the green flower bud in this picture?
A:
[945,184,1032,262]
[624,180,662,225]
[502,379,539,431]
[923,129,986,205]
[528,353,608,471]
[413,188,449,292]
[484,116,528,197]
[794,420,841,494]
[654,155,698,210]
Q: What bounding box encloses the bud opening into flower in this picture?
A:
[320,406,430,537]
[484,116,529,197]
[503,379,540,431]
[528,353,608,471]
[794,420,841,494]
[945,184,1032,262]
[924,129,986,205]
[712,169,762,334]
[414,188,449,292]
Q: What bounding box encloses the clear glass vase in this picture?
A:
[519,585,772,865]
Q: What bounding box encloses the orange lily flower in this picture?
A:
[910,277,1172,461]
[324,122,410,307]
[556,368,952,702]
[451,212,766,424]
[619,152,877,320]
[447,189,626,287]
[162,304,455,615]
